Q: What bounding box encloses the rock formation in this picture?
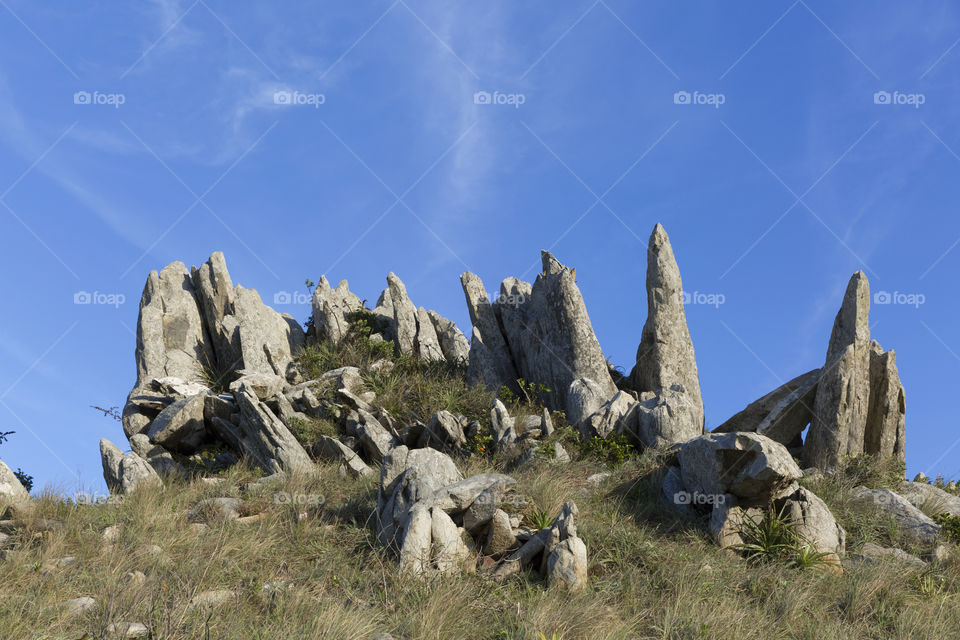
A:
[803,272,905,470]
[629,224,704,435]
[714,271,905,471]
[0,460,29,502]
[460,252,617,412]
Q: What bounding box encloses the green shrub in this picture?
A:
[581,434,633,467]
[736,505,834,570]
[932,513,960,543]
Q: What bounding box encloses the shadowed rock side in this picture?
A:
[461,252,616,412]
[630,224,704,432]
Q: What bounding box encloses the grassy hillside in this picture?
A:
[2,319,957,640]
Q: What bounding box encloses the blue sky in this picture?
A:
[1,0,958,493]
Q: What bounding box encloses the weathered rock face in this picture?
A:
[864,342,905,460]
[191,251,241,370]
[629,224,704,436]
[228,390,314,475]
[565,378,611,428]
[0,460,29,501]
[461,272,518,391]
[803,272,906,469]
[135,262,213,387]
[678,432,802,505]
[231,286,306,382]
[714,369,820,447]
[146,394,208,454]
[310,276,363,345]
[775,487,846,558]
[427,310,470,365]
[461,252,616,412]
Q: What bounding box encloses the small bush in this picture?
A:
[932,513,960,543]
[737,506,833,570]
[581,434,633,467]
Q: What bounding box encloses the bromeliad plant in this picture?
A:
[736,504,834,569]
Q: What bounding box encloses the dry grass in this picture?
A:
[1,453,958,640]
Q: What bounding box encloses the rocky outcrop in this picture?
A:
[428,310,470,365]
[311,276,364,345]
[774,486,846,558]
[0,460,29,501]
[100,439,160,494]
[135,262,214,387]
[804,272,906,469]
[461,252,616,412]
[629,224,704,438]
[228,390,314,475]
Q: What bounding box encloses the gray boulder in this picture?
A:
[417,411,467,451]
[314,436,374,478]
[629,224,704,437]
[898,482,960,517]
[146,394,208,453]
[415,307,445,362]
[775,487,846,557]
[0,460,29,502]
[850,487,941,545]
[578,391,638,440]
[100,439,160,494]
[679,432,802,505]
[632,386,704,449]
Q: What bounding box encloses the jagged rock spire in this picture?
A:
[630,223,704,432]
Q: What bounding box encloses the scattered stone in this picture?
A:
[102,524,121,542]
[484,509,516,557]
[850,487,940,545]
[577,391,636,440]
[314,436,375,478]
[187,589,235,609]
[585,473,611,490]
[61,596,96,617]
[847,542,925,569]
[229,371,286,400]
[124,570,147,587]
[187,497,242,523]
[106,622,150,638]
[221,390,314,475]
[775,487,846,558]
[369,359,395,375]
[418,411,467,451]
[565,378,612,428]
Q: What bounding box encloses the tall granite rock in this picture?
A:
[713,369,820,448]
[627,224,704,441]
[804,272,872,469]
[803,272,906,469]
[461,253,616,411]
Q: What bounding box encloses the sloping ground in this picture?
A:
[1,453,958,640]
